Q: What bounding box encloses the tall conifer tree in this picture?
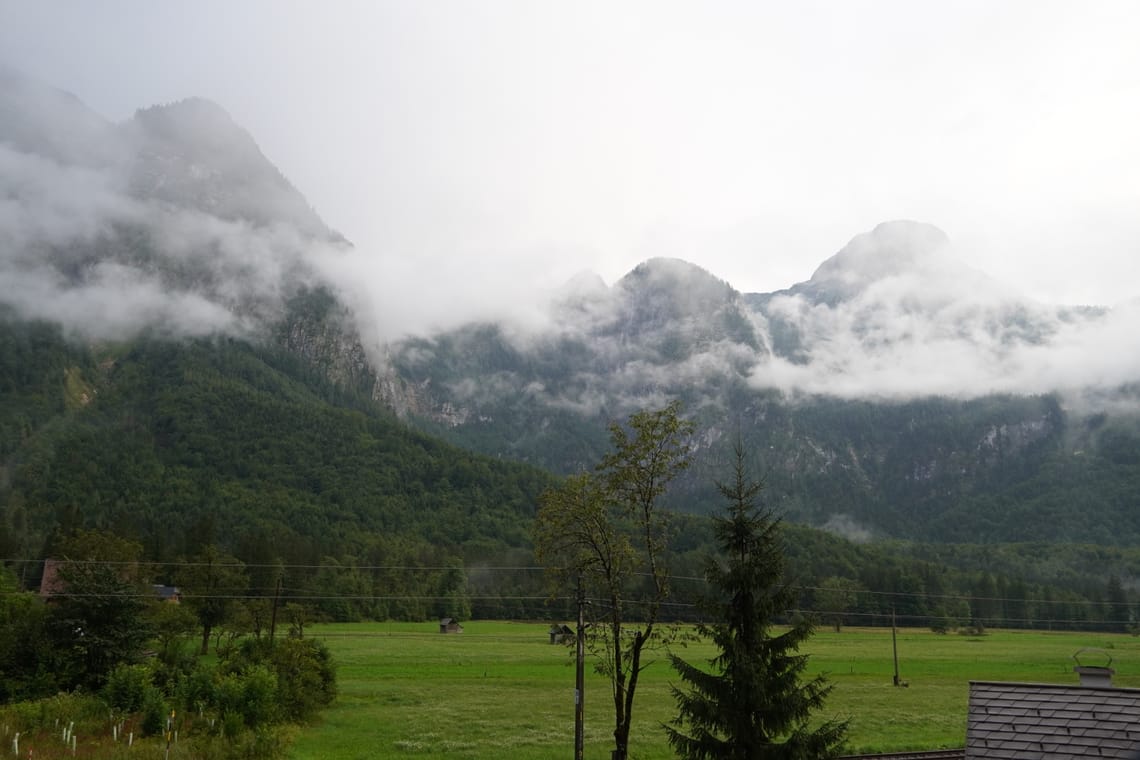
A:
[666,444,847,759]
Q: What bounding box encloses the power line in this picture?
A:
[4,590,1123,630]
[5,560,1133,615]
[5,558,1131,607]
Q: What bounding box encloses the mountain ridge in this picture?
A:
[377,225,1140,545]
[4,73,1140,551]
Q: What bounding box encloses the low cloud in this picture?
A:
[0,139,335,342]
[0,145,138,249]
[821,514,874,544]
[749,271,1138,400]
[1,262,240,338]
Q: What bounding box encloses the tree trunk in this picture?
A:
[609,608,625,758]
[612,729,628,760]
[200,623,212,655]
[614,630,644,760]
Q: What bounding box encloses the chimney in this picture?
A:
[1073,665,1114,687]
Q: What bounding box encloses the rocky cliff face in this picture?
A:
[278,287,376,391]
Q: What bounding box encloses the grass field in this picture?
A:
[287,622,1140,760]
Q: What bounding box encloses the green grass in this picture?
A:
[288,623,1140,760]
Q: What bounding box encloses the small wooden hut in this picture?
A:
[549,623,575,644]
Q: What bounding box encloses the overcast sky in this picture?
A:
[3,1,1140,333]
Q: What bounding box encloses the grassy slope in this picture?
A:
[289,622,1140,759]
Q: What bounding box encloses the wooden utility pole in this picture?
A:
[892,607,901,686]
[269,575,283,641]
[575,574,585,760]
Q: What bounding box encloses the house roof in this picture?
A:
[966,680,1140,759]
[39,558,64,597]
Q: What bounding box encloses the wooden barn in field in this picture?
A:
[439,617,464,634]
[549,623,574,644]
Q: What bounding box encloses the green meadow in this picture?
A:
[287,622,1140,759]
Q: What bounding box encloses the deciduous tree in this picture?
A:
[0,566,53,700]
[534,400,693,760]
[46,530,154,691]
[815,576,864,633]
[178,545,248,654]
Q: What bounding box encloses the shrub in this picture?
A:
[218,637,337,724]
[270,638,337,722]
[104,663,153,712]
[177,661,218,716]
[140,685,168,737]
[216,665,279,728]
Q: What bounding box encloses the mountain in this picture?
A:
[0,65,370,384]
[124,97,338,240]
[0,65,335,240]
[769,220,957,305]
[0,70,531,588]
[381,222,1140,546]
[748,220,1107,368]
[0,65,555,618]
[3,68,1140,608]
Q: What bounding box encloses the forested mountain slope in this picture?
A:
[0,314,554,580]
[396,325,1140,545]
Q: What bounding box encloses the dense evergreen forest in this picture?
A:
[0,314,554,620]
[2,314,1138,633]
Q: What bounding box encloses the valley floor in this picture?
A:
[287,622,1140,759]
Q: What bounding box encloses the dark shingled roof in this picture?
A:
[966,680,1140,759]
